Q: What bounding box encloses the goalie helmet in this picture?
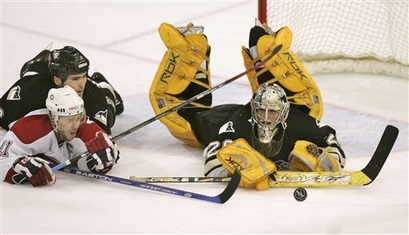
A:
[250,83,290,146]
[48,46,89,79]
[46,85,85,130]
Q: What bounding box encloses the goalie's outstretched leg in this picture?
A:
[149,22,212,148]
[242,21,324,120]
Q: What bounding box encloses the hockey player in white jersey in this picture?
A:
[0,86,119,187]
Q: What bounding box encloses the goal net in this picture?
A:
[258,0,408,78]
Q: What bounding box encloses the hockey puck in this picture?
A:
[293,188,307,202]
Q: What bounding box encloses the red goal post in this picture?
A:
[258,0,408,78]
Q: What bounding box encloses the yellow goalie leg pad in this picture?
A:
[157,22,211,95]
[242,26,293,92]
[149,22,211,148]
[217,138,276,190]
[242,26,323,120]
[288,140,341,172]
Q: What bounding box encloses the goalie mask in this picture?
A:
[46,86,85,133]
[251,83,290,155]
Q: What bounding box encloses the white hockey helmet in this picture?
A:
[250,83,290,144]
[46,85,85,129]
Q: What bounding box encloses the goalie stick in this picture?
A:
[130,125,399,187]
[51,44,283,172]
[60,167,241,204]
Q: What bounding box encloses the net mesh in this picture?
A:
[264,0,408,77]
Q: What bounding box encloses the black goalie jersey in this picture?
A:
[184,103,344,171]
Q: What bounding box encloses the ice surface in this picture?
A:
[1,1,408,234]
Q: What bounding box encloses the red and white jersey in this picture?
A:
[0,109,113,180]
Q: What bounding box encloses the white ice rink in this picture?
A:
[1,1,408,234]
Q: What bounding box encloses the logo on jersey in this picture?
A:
[0,140,12,158]
[52,50,60,59]
[219,121,235,134]
[326,133,341,146]
[6,86,21,100]
[94,109,108,126]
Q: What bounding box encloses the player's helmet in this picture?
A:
[46,85,85,130]
[20,48,51,78]
[250,83,290,144]
[48,46,89,79]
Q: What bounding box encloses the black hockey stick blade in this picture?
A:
[216,169,241,203]
[361,125,399,185]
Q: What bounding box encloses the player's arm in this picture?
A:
[0,81,24,130]
[203,112,252,177]
[0,128,56,187]
[82,82,114,135]
[203,138,233,178]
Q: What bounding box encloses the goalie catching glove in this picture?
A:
[216,138,276,190]
[288,140,345,172]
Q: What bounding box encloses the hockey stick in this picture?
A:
[61,167,241,204]
[130,125,399,187]
[130,176,231,183]
[51,44,283,172]
[51,152,90,172]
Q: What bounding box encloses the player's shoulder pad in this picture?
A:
[10,114,53,144]
[76,117,110,144]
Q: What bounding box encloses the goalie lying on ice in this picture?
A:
[149,21,346,190]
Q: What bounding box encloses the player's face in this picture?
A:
[56,113,85,141]
[255,109,279,125]
[254,109,280,144]
[63,72,88,98]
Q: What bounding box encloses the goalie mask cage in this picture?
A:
[258,0,408,78]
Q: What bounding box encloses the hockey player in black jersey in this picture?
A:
[149,22,346,190]
[0,45,124,135]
